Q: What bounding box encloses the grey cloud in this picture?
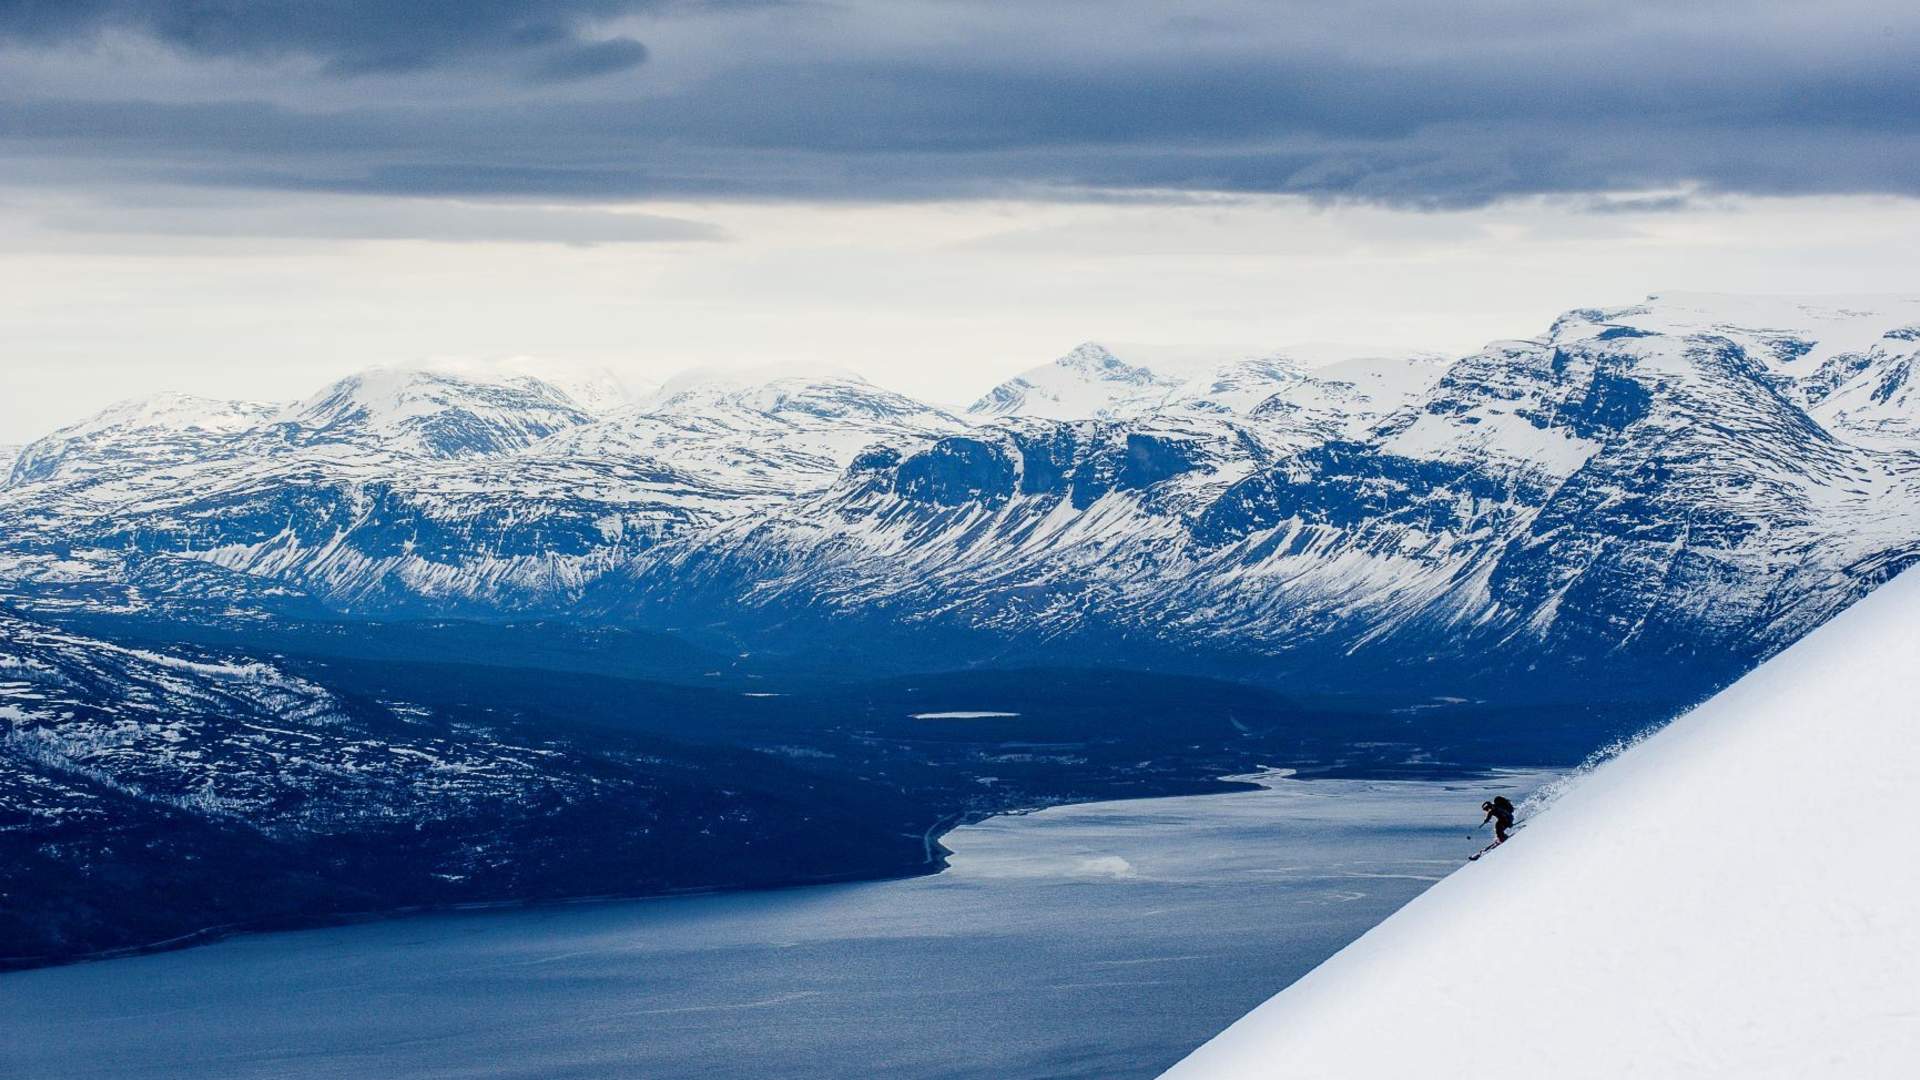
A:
[1583,194,1702,216]
[0,0,666,80]
[527,37,650,83]
[0,1,1917,206]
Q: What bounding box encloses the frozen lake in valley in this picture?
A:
[0,770,1547,1080]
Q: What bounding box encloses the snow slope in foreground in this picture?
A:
[1162,569,1920,1079]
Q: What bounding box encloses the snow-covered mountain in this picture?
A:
[541,371,967,494]
[598,294,1920,699]
[5,392,279,486]
[1568,291,1920,450]
[968,341,1448,428]
[270,368,595,459]
[0,364,974,613]
[969,342,1186,421]
[4,295,1920,702]
[1161,560,1920,1079]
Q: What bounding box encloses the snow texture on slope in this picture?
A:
[6,392,279,486]
[1160,563,1920,1079]
[546,370,967,494]
[275,368,594,459]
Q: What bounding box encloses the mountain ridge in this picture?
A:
[4,294,1919,703]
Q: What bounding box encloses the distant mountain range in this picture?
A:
[6,293,1917,701]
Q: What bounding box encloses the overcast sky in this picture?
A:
[3,0,1918,441]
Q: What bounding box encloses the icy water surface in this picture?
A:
[1,772,1546,1080]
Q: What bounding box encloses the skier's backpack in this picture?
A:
[1491,796,1515,817]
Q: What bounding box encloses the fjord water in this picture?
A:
[1,773,1543,1080]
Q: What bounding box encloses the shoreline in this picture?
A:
[1,769,1562,1080]
[0,762,1526,976]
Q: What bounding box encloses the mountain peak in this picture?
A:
[641,370,960,430]
[6,392,279,486]
[526,368,963,496]
[64,391,276,437]
[1548,292,1920,352]
[969,342,1180,421]
[1055,341,1128,372]
[276,367,592,458]
[969,341,1450,427]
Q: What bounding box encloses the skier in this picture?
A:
[1480,795,1516,845]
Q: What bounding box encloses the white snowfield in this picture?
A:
[1161,565,1920,1079]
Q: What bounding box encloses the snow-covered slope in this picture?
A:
[969,342,1447,428]
[1159,356,1314,416]
[273,368,594,458]
[1553,292,1920,449]
[5,392,279,486]
[542,371,967,494]
[1161,565,1920,1079]
[1295,350,1453,421]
